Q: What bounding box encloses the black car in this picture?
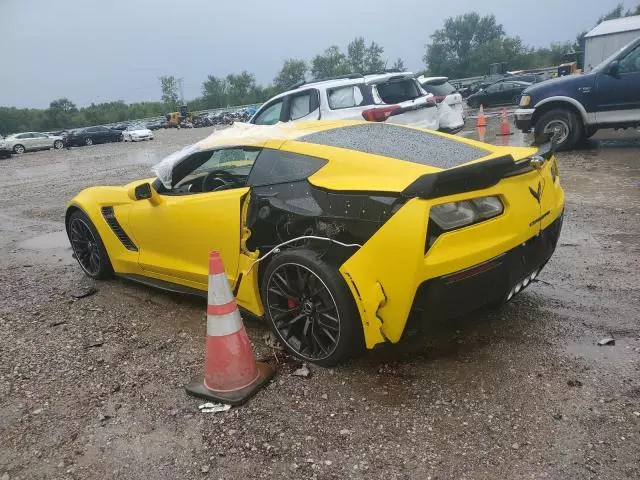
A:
[505,73,550,84]
[66,126,122,146]
[466,80,532,108]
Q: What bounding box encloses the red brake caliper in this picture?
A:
[287,298,297,309]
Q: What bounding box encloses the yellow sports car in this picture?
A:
[66,120,564,365]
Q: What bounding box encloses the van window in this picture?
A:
[327,85,364,109]
[375,79,422,104]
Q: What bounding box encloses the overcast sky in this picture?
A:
[0,0,634,108]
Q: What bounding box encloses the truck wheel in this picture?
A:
[261,249,364,366]
[534,109,583,151]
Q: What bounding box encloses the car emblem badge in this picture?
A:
[529,182,542,204]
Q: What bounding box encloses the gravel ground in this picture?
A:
[1,123,639,480]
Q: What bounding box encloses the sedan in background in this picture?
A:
[122,124,154,142]
[417,76,465,133]
[466,80,532,108]
[3,132,65,154]
[66,126,122,146]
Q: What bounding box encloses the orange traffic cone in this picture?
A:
[476,104,487,127]
[497,108,512,136]
[476,126,486,142]
[185,251,274,405]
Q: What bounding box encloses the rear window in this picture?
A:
[300,123,489,169]
[420,81,456,96]
[375,79,422,104]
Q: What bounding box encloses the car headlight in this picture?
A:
[519,95,531,107]
[430,196,504,231]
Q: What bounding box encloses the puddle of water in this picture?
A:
[15,230,75,266]
[20,230,69,250]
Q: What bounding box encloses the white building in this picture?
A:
[584,15,640,71]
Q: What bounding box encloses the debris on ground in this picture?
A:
[85,340,104,349]
[597,337,615,346]
[70,285,97,299]
[262,331,283,350]
[291,364,311,378]
[567,379,583,387]
[198,403,231,414]
[49,320,67,327]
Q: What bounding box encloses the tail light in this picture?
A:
[361,105,401,122]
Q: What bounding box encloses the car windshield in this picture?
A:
[592,40,637,72]
[129,124,145,130]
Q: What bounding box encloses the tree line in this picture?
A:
[2,2,638,135]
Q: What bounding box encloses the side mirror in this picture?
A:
[608,60,620,77]
[128,182,154,201]
[134,183,152,200]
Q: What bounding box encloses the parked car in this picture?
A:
[250,72,439,131]
[111,123,130,131]
[466,80,532,108]
[122,124,154,142]
[3,132,65,154]
[505,73,550,84]
[417,76,465,133]
[516,36,640,150]
[66,126,122,146]
[145,119,164,130]
[65,120,563,365]
[0,137,11,158]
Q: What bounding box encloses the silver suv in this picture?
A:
[250,72,440,130]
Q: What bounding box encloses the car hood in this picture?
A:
[524,72,593,96]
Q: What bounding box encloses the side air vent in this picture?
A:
[101,206,138,251]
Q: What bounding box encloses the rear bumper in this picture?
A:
[515,108,535,132]
[439,122,465,134]
[413,213,562,322]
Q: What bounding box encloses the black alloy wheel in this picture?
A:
[69,217,101,276]
[67,210,113,279]
[266,263,340,361]
[84,137,93,146]
[261,249,364,366]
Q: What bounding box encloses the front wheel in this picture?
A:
[67,210,113,279]
[534,108,583,151]
[53,140,63,149]
[13,144,25,154]
[261,249,364,366]
[84,137,93,146]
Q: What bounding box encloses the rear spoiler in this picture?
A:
[401,134,557,200]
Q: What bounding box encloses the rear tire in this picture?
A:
[84,137,93,146]
[53,140,63,149]
[67,210,113,280]
[13,144,25,154]
[260,249,364,366]
[534,108,583,151]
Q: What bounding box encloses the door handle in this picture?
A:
[578,87,591,94]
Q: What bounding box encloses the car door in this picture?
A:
[32,133,49,148]
[324,84,368,120]
[594,42,640,124]
[483,83,501,106]
[127,147,261,288]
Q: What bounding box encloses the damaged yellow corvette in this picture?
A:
[66,120,564,365]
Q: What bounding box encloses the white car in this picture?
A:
[250,72,439,131]
[122,124,154,142]
[4,132,65,154]
[417,76,465,134]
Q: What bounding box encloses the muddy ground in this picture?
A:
[1,117,639,480]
